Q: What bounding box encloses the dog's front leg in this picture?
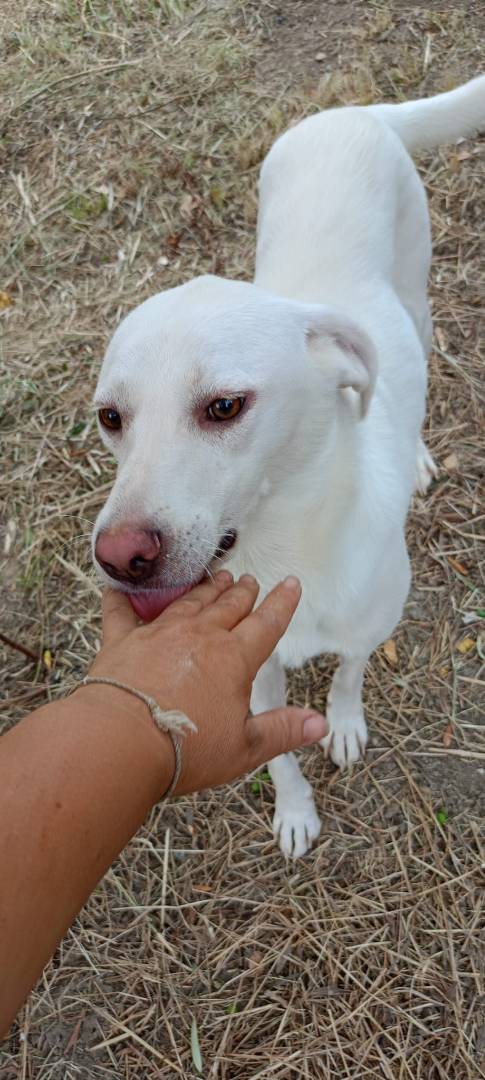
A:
[251,656,321,858]
[320,656,368,768]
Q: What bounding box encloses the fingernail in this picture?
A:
[282,575,301,590]
[215,570,233,582]
[239,574,257,585]
[302,713,327,743]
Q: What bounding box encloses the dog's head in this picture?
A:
[92,275,376,619]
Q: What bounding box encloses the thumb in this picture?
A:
[246,707,328,764]
[101,587,138,645]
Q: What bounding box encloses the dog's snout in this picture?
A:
[95,526,161,584]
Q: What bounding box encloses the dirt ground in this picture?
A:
[1,1,484,1077]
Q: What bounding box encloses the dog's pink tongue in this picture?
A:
[129,585,193,623]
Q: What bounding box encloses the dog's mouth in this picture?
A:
[128,530,237,623]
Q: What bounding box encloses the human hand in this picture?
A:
[83,572,327,796]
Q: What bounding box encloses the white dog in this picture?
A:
[92,76,484,856]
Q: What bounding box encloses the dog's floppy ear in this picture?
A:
[301,305,377,418]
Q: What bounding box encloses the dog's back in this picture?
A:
[256,75,485,322]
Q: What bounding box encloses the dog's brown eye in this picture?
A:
[98,408,122,432]
[207,397,245,422]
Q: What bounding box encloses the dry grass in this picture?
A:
[1,0,485,1076]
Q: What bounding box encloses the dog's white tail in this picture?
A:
[367,74,485,152]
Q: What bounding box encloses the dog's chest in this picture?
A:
[271,566,358,666]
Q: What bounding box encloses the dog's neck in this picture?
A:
[229,401,365,584]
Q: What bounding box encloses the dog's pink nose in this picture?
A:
[95,526,161,584]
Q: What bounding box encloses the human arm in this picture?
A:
[0,572,326,1036]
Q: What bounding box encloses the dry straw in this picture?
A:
[1,1,484,1077]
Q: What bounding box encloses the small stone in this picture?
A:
[457,637,474,655]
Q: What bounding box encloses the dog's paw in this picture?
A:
[416,439,438,495]
[320,712,368,769]
[273,795,321,858]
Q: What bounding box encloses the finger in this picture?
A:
[201,575,260,630]
[246,707,328,764]
[102,588,138,645]
[169,570,234,616]
[233,576,301,676]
